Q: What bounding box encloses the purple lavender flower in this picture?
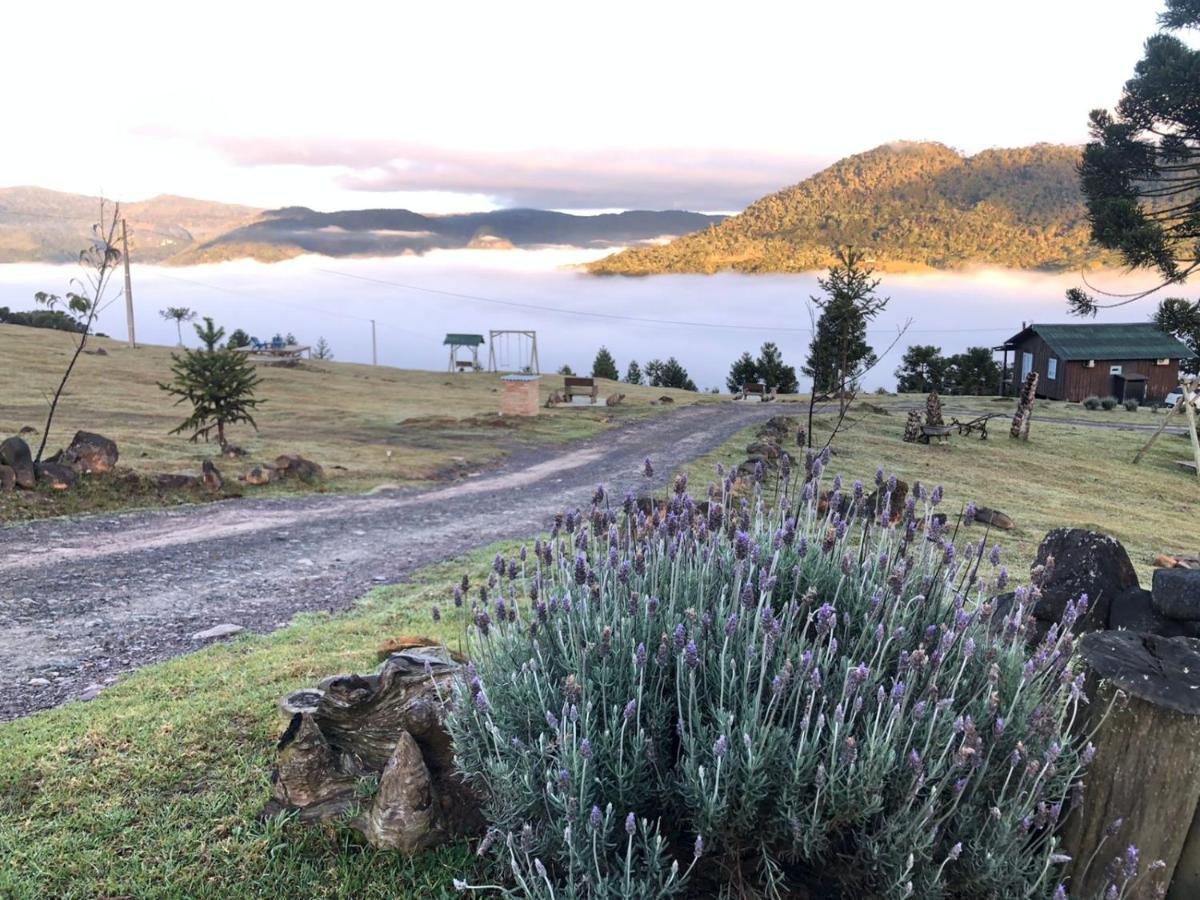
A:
[1123,844,1139,881]
[964,503,977,526]
[625,812,636,835]
[990,544,1002,566]
[930,485,943,506]
[713,734,728,758]
[574,554,588,586]
[581,737,593,759]
[694,834,705,858]
[635,642,647,669]
[623,699,637,721]
[673,622,687,650]
[815,602,836,636]
[453,585,463,607]
[558,768,570,789]
[685,639,700,670]
[546,710,559,730]
[590,805,603,830]
[947,842,963,861]
[473,691,491,713]
[725,612,739,636]
[734,530,751,560]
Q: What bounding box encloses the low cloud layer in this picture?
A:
[204,137,825,211]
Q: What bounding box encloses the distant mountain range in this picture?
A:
[0,187,725,265]
[588,142,1113,275]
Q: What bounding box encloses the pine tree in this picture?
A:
[591,346,619,380]
[313,337,334,360]
[755,342,799,393]
[159,317,264,448]
[625,360,644,385]
[803,249,887,405]
[726,352,758,393]
[657,357,697,391]
[894,345,946,393]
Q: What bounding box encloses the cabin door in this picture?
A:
[1021,352,1033,379]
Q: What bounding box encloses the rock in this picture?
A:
[272,454,324,483]
[202,459,223,493]
[974,507,1015,530]
[1152,568,1200,621]
[191,623,244,641]
[736,456,767,478]
[745,440,781,460]
[657,396,674,404]
[18,425,37,436]
[27,677,50,687]
[64,431,118,473]
[222,444,248,458]
[78,683,104,701]
[0,436,36,489]
[377,635,468,663]
[155,473,199,490]
[1108,586,1187,637]
[243,465,273,486]
[864,479,909,525]
[0,464,14,492]
[35,462,77,490]
[1031,528,1138,630]
[605,393,626,407]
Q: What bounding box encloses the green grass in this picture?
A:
[1,323,714,521]
[677,405,1199,583]
[0,543,523,900]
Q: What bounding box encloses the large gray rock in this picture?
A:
[1108,587,1188,637]
[1152,568,1200,621]
[35,462,77,490]
[0,464,15,492]
[0,436,35,489]
[1031,528,1138,632]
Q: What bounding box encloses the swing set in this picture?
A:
[487,330,540,375]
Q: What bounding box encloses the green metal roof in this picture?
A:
[443,333,485,346]
[1007,323,1195,361]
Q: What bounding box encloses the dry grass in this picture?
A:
[0,324,713,520]
[678,405,1200,583]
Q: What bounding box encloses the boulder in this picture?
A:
[222,444,248,458]
[155,473,199,490]
[1108,586,1188,638]
[1031,528,1138,629]
[605,393,626,407]
[17,425,37,436]
[657,396,674,404]
[974,507,1015,530]
[1152,568,1200,621]
[745,440,781,460]
[0,464,14,491]
[64,431,118,473]
[36,462,77,490]
[0,436,35,489]
[201,460,223,494]
[243,465,274,486]
[272,454,324,483]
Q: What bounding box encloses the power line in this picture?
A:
[315,267,1019,337]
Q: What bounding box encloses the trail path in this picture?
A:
[0,403,785,720]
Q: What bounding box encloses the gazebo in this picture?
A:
[444,333,485,372]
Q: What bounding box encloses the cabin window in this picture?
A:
[1021,352,1033,379]
[1085,360,1095,368]
[1156,358,1171,366]
[1047,358,1058,380]
[1109,365,1123,375]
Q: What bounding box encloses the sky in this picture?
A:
[1,0,1171,213]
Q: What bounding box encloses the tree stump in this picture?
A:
[925,390,944,428]
[1063,632,1200,899]
[266,644,484,852]
[902,409,922,443]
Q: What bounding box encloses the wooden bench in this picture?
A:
[563,377,598,403]
[455,359,479,372]
[741,383,767,400]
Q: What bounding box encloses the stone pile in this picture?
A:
[736,415,796,478]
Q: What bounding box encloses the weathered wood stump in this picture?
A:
[1064,632,1200,899]
[266,644,483,852]
[1010,371,1038,440]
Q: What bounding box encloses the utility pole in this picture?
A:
[121,219,136,348]
[371,319,377,366]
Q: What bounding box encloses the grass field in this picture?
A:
[677,402,1200,583]
[0,324,712,521]
[0,544,513,900]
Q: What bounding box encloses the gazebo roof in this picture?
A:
[443,333,485,346]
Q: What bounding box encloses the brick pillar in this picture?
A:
[500,375,541,417]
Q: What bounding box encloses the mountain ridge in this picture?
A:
[587,142,1113,275]
[0,187,725,265]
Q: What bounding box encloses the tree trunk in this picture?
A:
[1064,632,1200,899]
[266,644,484,852]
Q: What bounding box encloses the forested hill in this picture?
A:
[588,142,1112,275]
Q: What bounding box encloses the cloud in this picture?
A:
[198,136,826,211]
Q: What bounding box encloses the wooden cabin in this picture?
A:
[1000,323,1195,403]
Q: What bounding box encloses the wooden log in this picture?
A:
[1064,632,1200,899]
[266,645,484,851]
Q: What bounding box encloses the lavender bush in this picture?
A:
[446,460,1093,898]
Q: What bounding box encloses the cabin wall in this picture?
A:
[1008,334,1182,402]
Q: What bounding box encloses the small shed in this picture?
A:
[999,323,1195,403]
[444,333,485,372]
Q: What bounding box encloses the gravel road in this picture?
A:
[0,403,788,721]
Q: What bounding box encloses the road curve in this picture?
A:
[0,402,788,721]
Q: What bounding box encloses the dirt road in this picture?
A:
[0,403,787,720]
